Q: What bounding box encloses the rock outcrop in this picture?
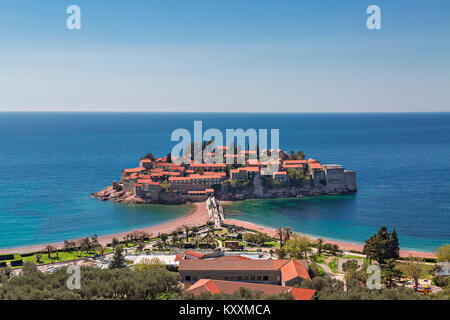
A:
[91,186,146,204]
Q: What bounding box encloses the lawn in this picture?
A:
[3,248,114,268]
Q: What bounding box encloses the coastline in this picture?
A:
[223,218,436,259]
[0,202,210,255]
[0,200,436,259]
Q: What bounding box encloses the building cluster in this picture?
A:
[134,250,315,300]
[179,252,315,300]
[119,147,356,201]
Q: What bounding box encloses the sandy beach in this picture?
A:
[0,201,436,259]
[224,218,437,259]
[0,202,210,255]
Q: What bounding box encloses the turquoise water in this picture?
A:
[0,112,449,251]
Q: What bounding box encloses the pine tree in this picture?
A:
[109,245,126,269]
[363,226,400,265]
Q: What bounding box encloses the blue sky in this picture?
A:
[0,0,449,112]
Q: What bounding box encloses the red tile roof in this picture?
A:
[190,163,226,168]
[280,260,311,282]
[184,250,205,258]
[309,163,322,169]
[157,162,182,167]
[123,167,146,173]
[284,160,307,164]
[136,179,160,186]
[187,279,315,300]
[179,258,307,274]
[169,177,191,181]
[175,254,184,262]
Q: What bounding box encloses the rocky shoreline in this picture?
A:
[92,184,355,204]
[91,185,147,204]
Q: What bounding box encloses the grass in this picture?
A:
[3,248,114,268]
[328,257,338,273]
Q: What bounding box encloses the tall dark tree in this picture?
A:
[363,226,400,265]
[109,245,127,269]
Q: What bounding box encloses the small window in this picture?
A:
[257,276,262,281]
[237,276,242,280]
[185,276,191,281]
[263,276,269,281]
[250,276,255,281]
[225,276,230,280]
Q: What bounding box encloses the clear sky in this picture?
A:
[0,0,449,112]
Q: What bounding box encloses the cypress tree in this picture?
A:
[109,245,126,269]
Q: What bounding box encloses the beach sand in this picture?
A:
[0,202,210,255]
[224,218,436,259]
[0,201,436,259]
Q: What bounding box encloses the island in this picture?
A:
[93,146,356,204]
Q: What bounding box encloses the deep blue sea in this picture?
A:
[0,113,449,252]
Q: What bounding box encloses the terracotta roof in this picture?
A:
[175,254,184,262]
[184,250,205,258]
[179,257,291,271]
[140,159,152,163]
[280,260,311,282]
[187,279,315,300]
[284,160,307,164]
[123,167,146,173]
[188,190,207,195]
[137,179,160,186]
[205,188,214,192]
[190,163,226,168]
[274,171,287,175]
[169,177,191,181]
[309,163,322,169]
[307,158,319,163]
[189,174,224,179]
[157,162,182,167]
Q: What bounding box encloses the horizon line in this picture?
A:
[0,110,449,114]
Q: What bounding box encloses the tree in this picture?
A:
[397,257,424,287]
[283,227,292,243]
[36,254,42,264]
[45,245,56,259]
[22,262,38,275]
[191,226,199,237]
[109,245,127,269]
[382,259,402,288]
[78,237,91,254]
[342,259,359,273]
[284,235,312,259]
[435,244,450,262]
[166,153,172,163]
[317,239,324,256]
[142,153,155,160]
[183,225,190,242]
[137,240,145,253]
[276,227,284,248]
[160,233,169,244]
[363,226,399,265]
[111,237,120,249]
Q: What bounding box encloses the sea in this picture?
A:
[0,112,449,252]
